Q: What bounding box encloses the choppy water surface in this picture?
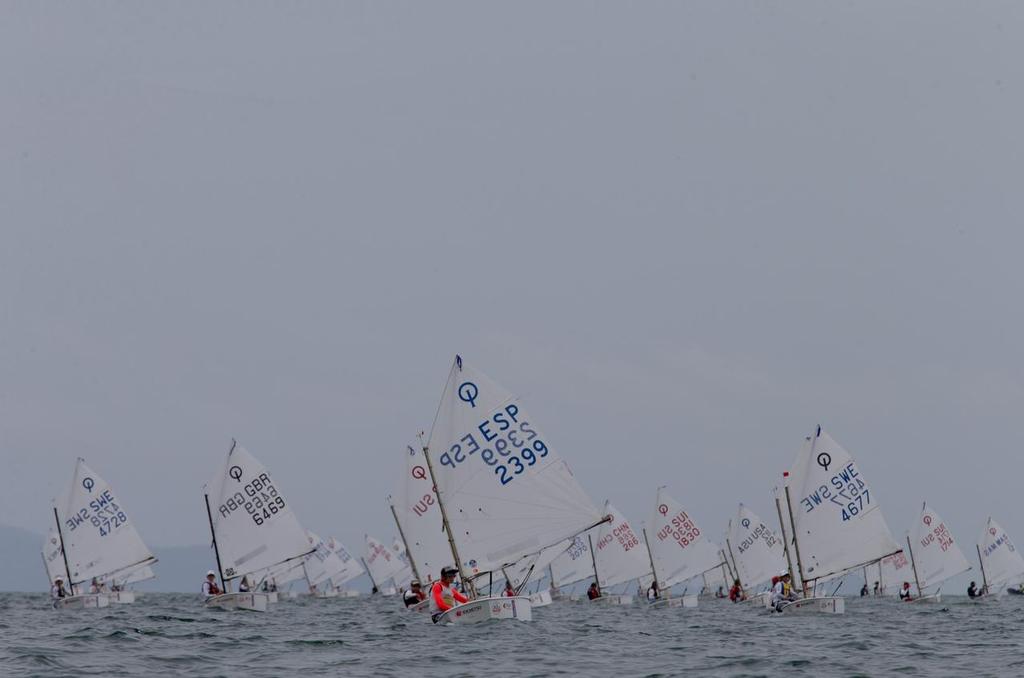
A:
[1,593,1022,677]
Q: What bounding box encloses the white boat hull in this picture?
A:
[108,591,135,604]
[434,596,533,625]
[204,592,269,612]
[265,591,279,603]
[590,594,633,606]
[409,599,431,613]
[529,590,553,607]
[53,594,109,609]
[908,593,941,604]
[777,596,845,614]
[743,591,772,608]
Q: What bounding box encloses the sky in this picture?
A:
[2,0,1023,589]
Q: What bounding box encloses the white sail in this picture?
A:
[978,517,1024,590]
[727,504,786,589]
[268,558,307,586]
[327,537,365,587]
[118,564,156,586]
[426,356,604,576]
[594,501,650,588]
[907,502,971,592]
[647,487,722,588]
[878,550,912,594]
[784,428,900,582]
[502,540,570,589]
[550,535,594,588]
[57,458,156,587]
[42,528,67,583]
[303,531,345,588]
[395,443,452,584]
[365,534,407,586]
[390,537,414,587]
[204,442,312,581]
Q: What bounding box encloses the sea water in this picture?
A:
[1,593,1020,677]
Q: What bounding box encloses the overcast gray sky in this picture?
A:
[2,1,1023,567]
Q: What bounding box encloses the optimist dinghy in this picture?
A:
[202,441,313,612]
[977,517,1024,599]
[421,356,610,624]
[643,487,725,609]
[47,459,158,610]
[776,428,901,615]
[725,504,787,605]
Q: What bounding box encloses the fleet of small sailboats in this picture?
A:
[38,356,1024,620]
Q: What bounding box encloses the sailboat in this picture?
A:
[777,427,901,614]
[327,537,365,596]
[644,487,721,609]
[389,443,452,587]
[422,355,610,624]
[49,458,157,609]
[589,501,648,605]
[977,517,1024,597]
[550,535,595,600]
[364,534,408,595]
[203,441,314,612]
[725,503,787,607]
[305,531,346,598]
[876,550,912,597]
[897,502,971,604]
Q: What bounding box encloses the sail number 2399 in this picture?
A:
[438,404,550,487]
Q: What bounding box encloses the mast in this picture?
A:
[388,499,421,584]
[53,507,75,595]
[420,435,477,598]
[642,527,659,600]
[720,549,735,585]
[783,473,808,597]
[907,535,923,598]
[775,493,796,592]
[725,538,743,596]
[588,534,602,595]
[361,557,379,592]
[977,544,989,593]
[203,493,227,593]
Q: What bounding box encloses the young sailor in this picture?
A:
[860,583,869,597]
[89,577,105,594]
[202,571,222,597]
[967,581,984,598]
[430,566,468,622]
[503,581,516,597]
[238,576,251,593]
[899,582,913,601]
[728,579,744,602]
[587,581,601,600]
[403,580,426,607]
[647,580,660,602]
[51,576,68,599]
[771,571,798,610]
